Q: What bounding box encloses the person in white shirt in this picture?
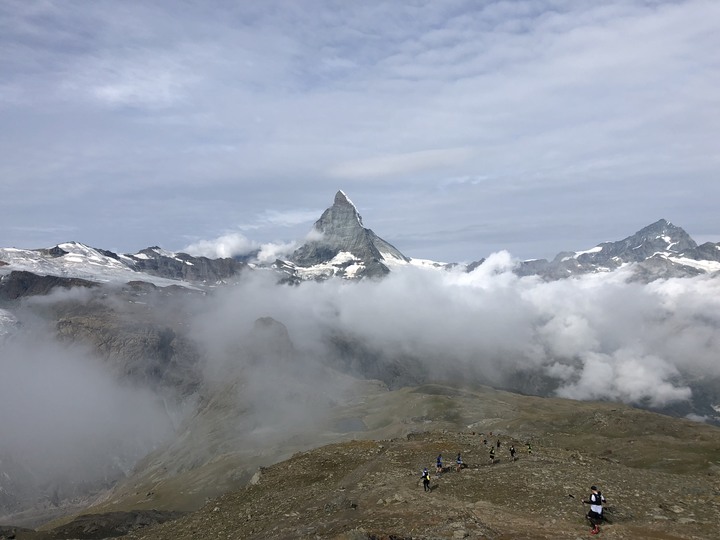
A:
[583,485,606,535]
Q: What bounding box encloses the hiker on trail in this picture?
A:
[583,485,606,535]
[456,453,463,472]
[496,440,501,449]
[436,454,443,476]
[509,445,516,461]
[489,446,495,464]
[421,468,431,492]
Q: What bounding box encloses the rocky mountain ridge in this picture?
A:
[0,242,247,293]
[515,219,720,281]
[2,193,719,290]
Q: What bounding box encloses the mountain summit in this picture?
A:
[516,218,718,281]
[286,191,409,279]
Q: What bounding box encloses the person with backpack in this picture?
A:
[509,445,516,461]
[455,452,463,472]
[435,454,443,476]
[489,446,495,464]
[583,485,607,535]
[421,468,431,491]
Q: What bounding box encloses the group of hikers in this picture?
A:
[420,435,608,535]
[421,435,527,492]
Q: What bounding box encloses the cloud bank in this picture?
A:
[0,332,173,500]
[193,257,720,409]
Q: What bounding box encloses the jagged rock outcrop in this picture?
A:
[0,271,98,301]
[122,247,247,284]
[286,191,409,280]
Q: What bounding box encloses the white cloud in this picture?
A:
[255,241,297,263]
[305,228,324,242]
[193,261,720,409]
[183,232,257,258]
[0,332,172,485]
[555,349,692,407]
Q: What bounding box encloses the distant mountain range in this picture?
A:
[1,190,719,292]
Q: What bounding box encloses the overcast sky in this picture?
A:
[1,0,718,262]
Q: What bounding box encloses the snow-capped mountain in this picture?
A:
[1,194,719,291]
[0,242,141,284]
[515,219,720,281]
[0,242,247,293]
[277,190,410,281]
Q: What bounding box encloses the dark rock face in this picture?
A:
[51,293,203,397]
[124,248,246,284]
[0,271,98,301]
[289,191,409,279]
[38,245,69,258]
[323,331,429,390]
[689,241,720,262]
[249,317,296,362]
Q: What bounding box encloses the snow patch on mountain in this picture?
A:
[293,251,367,280]
[566,246,603,260]
[666,256,720,273]
[0,243,198,288]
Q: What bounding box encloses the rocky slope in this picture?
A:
[103,385,720,539]
[1,384,714,540]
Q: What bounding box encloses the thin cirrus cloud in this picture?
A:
[328,147,474,180]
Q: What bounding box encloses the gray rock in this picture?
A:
[288,191,409,279]
[515,219,711,282]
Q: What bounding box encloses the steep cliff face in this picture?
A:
[287,191,409,280]
[0,271,98,301]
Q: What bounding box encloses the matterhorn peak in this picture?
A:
[287,191,409,278]
[334,189,353,206]
[329,189,363,227]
